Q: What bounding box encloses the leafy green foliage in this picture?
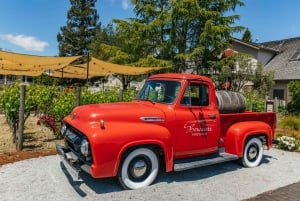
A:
[242,28,252,42]
[212,53,255,91]
[252,63,274,97]
[57,0,99,56]
[278,105,288,115]
[29,85,58,115]
[90,0,245,88]
[287,81,300,115]
[275,116,300,151]
[212,53,274,96]
[244,90,265,112]
[32,74,59,86]
[50,89,76,122]
[275,135,300,151]
[278,116,300,130]
[0,83,38,121]
[0,83,138,141]
[80,87,121,104]
[132,55,172,69]
[0,83,50,141]
[0,83,20,122]
[95,0,245,73]
[123,88,139,102]
[0,84,137,122]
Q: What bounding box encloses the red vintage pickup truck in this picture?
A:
[56,73,276,190]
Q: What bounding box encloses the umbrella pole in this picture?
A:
[86,52,89,86]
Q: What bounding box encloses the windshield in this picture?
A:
[137,80,181,104]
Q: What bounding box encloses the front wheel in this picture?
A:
[117,148,159,190]
[242,138,263,168]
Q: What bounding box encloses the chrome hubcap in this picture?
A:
[132,160,147,178]
[248,146,258,160]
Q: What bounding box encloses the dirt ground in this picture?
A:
[0,114,58,165]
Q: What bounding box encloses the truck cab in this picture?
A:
[56,73,276,190]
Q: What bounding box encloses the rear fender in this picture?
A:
[224,121,273,156]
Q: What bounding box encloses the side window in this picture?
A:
[181,83,209,106]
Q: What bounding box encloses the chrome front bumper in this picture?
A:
[55,141,91,179]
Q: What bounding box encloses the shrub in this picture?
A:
[278,106,288,116]
[123,88,139,102]
[244,91,265,112]
[276,135,300,151]
[287,81,300,115]
[278,116,300,130]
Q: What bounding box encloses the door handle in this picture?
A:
[208,114,216,119]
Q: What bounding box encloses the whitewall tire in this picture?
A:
[118,148,159,190]
[242,137,263,168]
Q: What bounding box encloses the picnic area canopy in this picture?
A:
[51,57,165,79]
[0,50,167,78]
[0,50,81,74]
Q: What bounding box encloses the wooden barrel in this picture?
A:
[216,91,246,114]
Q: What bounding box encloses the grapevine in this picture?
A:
[0,83,138,146]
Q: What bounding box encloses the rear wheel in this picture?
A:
[117,148,159,190]
[242,138,263,168]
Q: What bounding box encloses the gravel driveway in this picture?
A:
[1,148,300,201]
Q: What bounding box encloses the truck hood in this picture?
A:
[65,102,165,129]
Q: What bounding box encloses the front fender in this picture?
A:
[224,121,273,156]
[89,122,173,178]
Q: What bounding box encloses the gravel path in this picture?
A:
[1,148,300,201]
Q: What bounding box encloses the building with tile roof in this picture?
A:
[262,37,300,103]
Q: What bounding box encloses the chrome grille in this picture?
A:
[61,124,92,164]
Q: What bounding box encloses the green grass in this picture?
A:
[278,116,300,130]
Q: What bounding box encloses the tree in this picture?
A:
[90,22,171,90]
[252,62,274,97]
[287,81,300,115]
[90,0,245,88]
[89,24,121,60]
[212,52,253,91]
[212,52,273,93]
[57,0,100,57]
[242,28,252,42]
[112,0,245,73]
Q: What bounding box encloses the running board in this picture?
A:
[174,152,239,172]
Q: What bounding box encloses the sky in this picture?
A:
[0,0,300,56]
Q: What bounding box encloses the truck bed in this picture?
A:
[219,111,276,137]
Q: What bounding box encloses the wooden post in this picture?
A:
[119,89,123,102]
[86,52,90,86]
[274,97,278,128]
[264,96,268,112]
[76,87,81,106]
[249,93,253,112]
[16,84,25,151]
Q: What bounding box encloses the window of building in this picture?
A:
[273,89,285,100]
[289,48,300,61]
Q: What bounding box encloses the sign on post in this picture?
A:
[266,100,274,112]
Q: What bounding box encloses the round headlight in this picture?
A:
[80,139,90,156]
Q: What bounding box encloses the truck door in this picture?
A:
[174,81,220,158]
